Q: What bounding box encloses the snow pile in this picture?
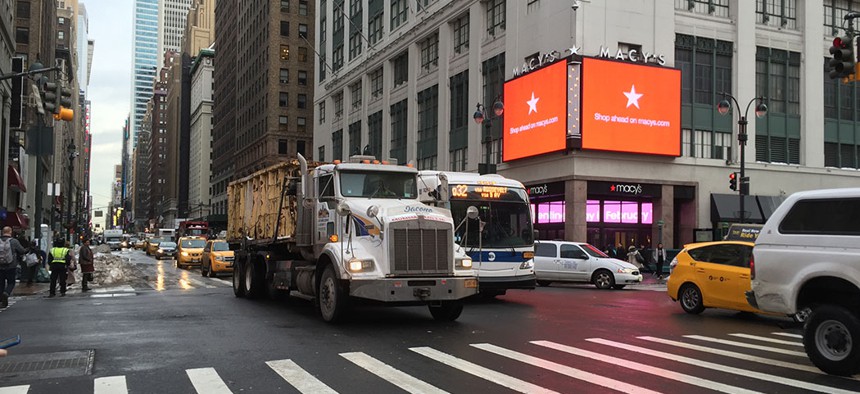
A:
[92,253,136,286]
[94,244,112,254]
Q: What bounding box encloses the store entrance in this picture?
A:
[587,227,652,256]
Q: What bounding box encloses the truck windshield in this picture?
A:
[180,239,206,248]
[451,188,534,248]
[340,170,417,199]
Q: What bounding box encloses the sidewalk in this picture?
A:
[629,274,669,291]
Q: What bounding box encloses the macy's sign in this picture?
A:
[610,183,643,195]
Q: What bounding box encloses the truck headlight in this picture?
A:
[348,258,374,272]
[455,257,472,269]
[519,260,534,270]
[181,251,189,257]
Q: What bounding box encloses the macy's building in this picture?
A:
[312,0,860,249]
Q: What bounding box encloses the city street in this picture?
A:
[1,250,857,393]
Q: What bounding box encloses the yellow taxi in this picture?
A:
[176,237,207,269]
[666,240,759,315]
[146,238,166,256]
[200,239,234,278]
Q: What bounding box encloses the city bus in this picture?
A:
[419,171,536,296]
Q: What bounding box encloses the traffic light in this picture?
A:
[829,35,855,79]
[729,172,738,191]
[41,79,59,114]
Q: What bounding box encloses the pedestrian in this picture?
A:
[22,241,43,286]
[79,238,94,292]
[48,239,73,297]
[0,226,28,308]
[653,242,668,280]
[627,245,644,270]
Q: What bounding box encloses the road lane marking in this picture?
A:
[638,336,822,375]
[409,347,558,394]
[728,334,803,347]
[0,386,30,394]
[683,335,807,357]
[186,367,233,394]
[340,352,448,394]
[470,343,660,394]
[588,338,855,394]
[770,332,803,339]
[94,376,128,394]
[266,359,337,394]
[531,340,760,394]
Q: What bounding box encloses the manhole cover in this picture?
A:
[0,350,94,383]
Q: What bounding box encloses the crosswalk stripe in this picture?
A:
[186,367,233,394]
[683,335,807,357]
[531,340,761,394]
[0,385,29,394]
[266,359,337,394]
[409,347,558,394]
[94,376,128,394]
[588,338,855,394]
[728,334,803,347]
[770,332,803,339]
[638,336,823,375]
[340,352,448,394]
[471,343,660,394]
[186,277,216,289]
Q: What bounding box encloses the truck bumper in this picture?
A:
[350,277,478,303]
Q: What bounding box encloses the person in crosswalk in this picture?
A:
[48,239,73,297]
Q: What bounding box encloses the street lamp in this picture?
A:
[717,92,767,222]
[473,97,504,174]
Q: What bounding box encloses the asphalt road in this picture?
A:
[0,249,858,393]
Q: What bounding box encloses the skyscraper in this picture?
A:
[130,0,159,149]
[161,0,193,55]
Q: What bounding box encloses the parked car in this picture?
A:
[154,241,177,260]
[667,240,759,315]
[534,241,642,289]
[200,240,234,278]
[176,236,207,269]
[748,188,860,376]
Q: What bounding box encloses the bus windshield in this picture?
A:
[340,170,417,199]
[451,188,533,248]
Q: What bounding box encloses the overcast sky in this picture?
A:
[86,0,133,230]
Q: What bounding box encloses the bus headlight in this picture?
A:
[455,257,472,269]
[519,260,534,270]
[348,258,374,272]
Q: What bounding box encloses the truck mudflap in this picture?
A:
[350,277,478,302]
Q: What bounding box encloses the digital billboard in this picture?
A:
[581,57,681,156]
[502,61,568,162]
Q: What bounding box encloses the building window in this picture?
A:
[420,33,439,72]
[349,0,363,60]
[392,52,408,87]
[368,0,384,45]
[299,23,308,39]
[822,57,860,169]
[298,70,307,85]
[298,117,307,133]
[280,68,289,84]
[348,121,362,156]
[449,70,469,168]
[334,91,344,117]
[318,145,325,161]
[280,21,290,36]
[417,85,438,170]
[299,47,308,62]
[452,13,469,55]
[281,0,290,12]
[15,27,28,44]
[299,0,308,15]
[332,129,343,161]
[279,92,289,107]
[450,148,467,172]
[58,17,65,25]
[333,44,344,70]
[390,100,408,164]
[370,68,383,98]
[319,101,326,124]
[349,81,362,110]
[482,53,505,165]
[391,0,407,30]
[756,0,797,29]
[298,94,307,109]
[16,2,30,18]
[368,111,382,158]
[486,0,505,36]
[278,139,288,155]
[297,140,306,156]
[58,31,64,40]
[279,116,289,125]
[825,1,860,36]
[280,45,290,60]
[755,47,801,164]
[675,0,730,18]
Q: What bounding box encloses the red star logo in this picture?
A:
[610,185,616,192]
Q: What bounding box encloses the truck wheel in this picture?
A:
[679,283,705,314]
[804,305,860,376]
[245,258,264,299]
[232,262,245,298]
[429,302,464,321]
[318,265,348,323]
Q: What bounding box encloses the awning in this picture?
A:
[757,195,786,221]
[710,193,764,223]
[2,211,29,229]
[7,165,26,193]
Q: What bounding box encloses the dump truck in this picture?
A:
[227,154,478,322]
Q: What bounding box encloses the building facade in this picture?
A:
[313,0,860,249]
[160,0,193,57]
[130,0,159,149]
[188,48,213,220]
[210,0,238,227]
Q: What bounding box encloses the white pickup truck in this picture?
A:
[747,188,860,376]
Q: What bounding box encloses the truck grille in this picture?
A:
[389,218,453,276]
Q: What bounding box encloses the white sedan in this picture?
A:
[534,241,643,290]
